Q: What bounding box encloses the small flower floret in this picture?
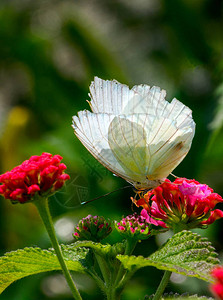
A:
[134,178,223,230]
[211,266,223,300]
[73,215,112,242]
[115,213,151,240]
[0,152,70,204]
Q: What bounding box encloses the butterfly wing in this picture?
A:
[72,111,140,184]
[73,77,195,188]
[145,117,194,179]
[89,77,166,114]
[108,115,151,184]
[108,113,195,181]
[73,110,195,187]
[89,77,177,116]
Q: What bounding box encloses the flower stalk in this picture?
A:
[152,271,172,300]
[94,253,110,285]
[34,197,82,300]
[115,238,138,286]
[112,213,150,298]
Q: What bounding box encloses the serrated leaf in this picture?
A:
[118,230,219,282]
[144,294,214,300]
[72,240,125,258]
[161,296,213,300]
[72,240,112,254]
[0,245,89,294]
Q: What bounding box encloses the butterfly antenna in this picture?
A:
[170,172,180,179]
[81,185,132,206]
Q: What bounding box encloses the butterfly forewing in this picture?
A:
[72,111,141,184]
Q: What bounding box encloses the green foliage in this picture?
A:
[144,294,213,300]
[0,246,87,294]
[118,231,219,283]
[0,240,126,296]
[0,231,219,297]
[72,240,126,257]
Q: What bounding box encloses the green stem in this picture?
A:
[34,197,82,300]
[103,239,137,300]
[114,239,138,292]
[125,239,138,256]
[152,270,172,300]
[172,223,187,233]
[95,253,110,284]
[107,291,121,300]
[152,227,181,300]
[87,269,105,292]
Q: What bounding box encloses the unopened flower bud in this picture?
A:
[73,215,112,242]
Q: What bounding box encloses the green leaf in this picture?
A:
[0,245,89,294]
[0,241,126,295]
[144,294,214,300]
[72,240,112,253]
[118,230,219,282]
[72,240,125,257]
[71,240,127,277]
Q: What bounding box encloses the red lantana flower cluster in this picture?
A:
[134,178,223,230]
[211,266,223,300]
[0,153,70,204]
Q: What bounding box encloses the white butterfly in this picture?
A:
[72,77,195,192]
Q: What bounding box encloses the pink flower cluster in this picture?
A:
[211,266,223,300]
[73,215,112,242]
[116,213,151,240]
[134,178,223,229]
[0,152,70,204]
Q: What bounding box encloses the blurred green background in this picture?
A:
[0,0,223,299]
